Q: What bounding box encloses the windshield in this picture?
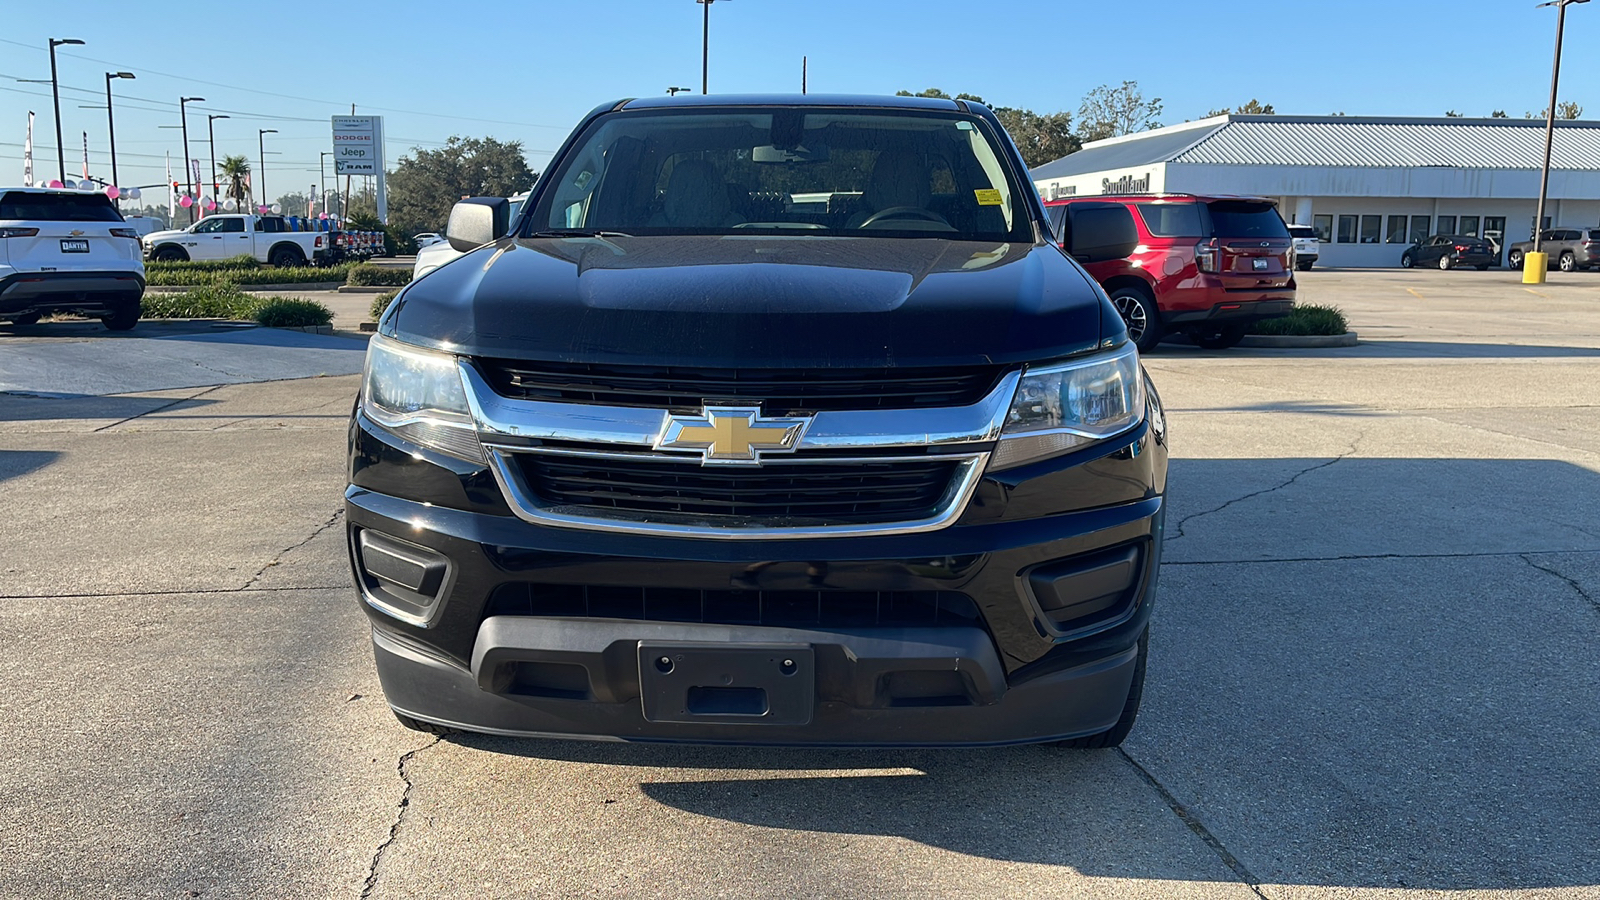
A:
[527,107,1030,241]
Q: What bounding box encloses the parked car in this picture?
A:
[143,214,336,267]
[1399,234,1496,270]
[1,186,144,330]
[1286,223,1319,271]
[1507,227,1600,272]
[412,232,445,249]
[1044,193,1296,350]
[351,94,1167,748]
[412,191,529,280]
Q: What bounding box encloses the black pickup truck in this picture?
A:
[347,94,1168,747]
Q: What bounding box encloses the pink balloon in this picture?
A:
[318,212,328,220]
[105,185,120,200]
[179,195,193,208]
[47,179,63,189]
[204,199,216,211]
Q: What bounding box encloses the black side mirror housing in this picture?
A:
[446,197,511,252]
[1062,202,1139,263]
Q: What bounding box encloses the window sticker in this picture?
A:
[974,189,1003,206]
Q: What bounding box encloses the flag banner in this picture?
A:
[23,111,34,187]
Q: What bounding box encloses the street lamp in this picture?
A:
[1527,0,1590,283]
[179,97,204,224]
[104,72,134,206]
[258,129,278,212]
[695,0,730,95]
[206,114,229,210]
[49,38,84,184]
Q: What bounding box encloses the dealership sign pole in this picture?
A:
[332,115,386,224]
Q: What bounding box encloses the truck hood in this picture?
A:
[143,229,190,244]
[388,235,1114,369]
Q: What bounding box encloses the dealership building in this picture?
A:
[1030,115,1600,267]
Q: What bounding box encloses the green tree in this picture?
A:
[273,191,313,218]
[1078,81,1163,142]
[1204,99,1275,117]
[218,155,251,210]
[386,135,538,238]
[1492,110,1509,118]
[1444,110,1464,117]
[1526,102,1584,120]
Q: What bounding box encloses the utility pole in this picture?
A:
[207,114,229,208]
[180,96,204,224]
[258,129,277,212]
[802,56,807,94]
[104,71,134,206]
[1527,0,1590,284]
[48,38,84,184]
[696,0,729,95]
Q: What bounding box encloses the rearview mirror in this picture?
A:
[1061,202,1139,263]
[446,197,511,252]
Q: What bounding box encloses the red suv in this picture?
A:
[1045,194,1296,350]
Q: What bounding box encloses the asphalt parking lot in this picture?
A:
[2,267,1597,899]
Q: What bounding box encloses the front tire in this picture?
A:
[1054,630,1148,749]
[151,245,188,263]
[1400,253,1415,269]
[1108,287,1163,353]
[100,300,141,331]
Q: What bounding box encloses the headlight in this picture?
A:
[990,342,1145,470]
[361,334,484,462]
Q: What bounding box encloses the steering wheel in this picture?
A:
[858,206,951,228]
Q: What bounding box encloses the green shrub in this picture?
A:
[252,298,333,328]
[145,254,260,274]
[370,290,399,322]
[139,283,259,319]
[346,263,413,287]
[145,260,355,287]
[1249,304,1349,336]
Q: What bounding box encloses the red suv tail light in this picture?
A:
[1195,238,1219,273]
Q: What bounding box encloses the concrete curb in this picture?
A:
[1239,332,1359,348]
[144,282,344,293]
[274,324,335,335]
[336,284,405,294]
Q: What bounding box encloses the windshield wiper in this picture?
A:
[527,229,632,239]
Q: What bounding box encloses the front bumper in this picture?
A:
[346,410,1167,745]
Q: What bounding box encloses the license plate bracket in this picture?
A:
[59,239,90,253]
[1252,257,1270,271]
[638,642,814,726]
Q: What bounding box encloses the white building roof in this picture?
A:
[1031,115,1600,178]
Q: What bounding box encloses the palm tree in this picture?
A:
[219,155,252,210]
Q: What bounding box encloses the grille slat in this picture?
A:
[520,456,959,522]
[486,583,981,629]
[481,360,1004,413]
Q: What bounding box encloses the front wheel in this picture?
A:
[1509,250,1524,269]
[1054,630,1148,749]
[151,245,188,263]
[1400,253,1415,269]
[101,300,141,331]
[1438,254,1453,270]
[1191,324,1249,350]
[1108,287,1163,353]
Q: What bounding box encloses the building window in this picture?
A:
[1360,215,1381,244]
[1437,215,1457,236]
[1484,216,1507,242]
[1337,215,1358,244]
[1386,215,1408,244]
[1459,215,1480,237]
[1409,216,1431,244]
[1313,214,1333,243]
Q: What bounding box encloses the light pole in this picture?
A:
[179,96,204,224]
[206,114,229,210]
[49,38,84,184]
[104,72,133,206]
[258,129,277,212]
[696,0,729,95]
[1528,0,1590,284]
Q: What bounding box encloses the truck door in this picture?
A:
[185,217,231,260]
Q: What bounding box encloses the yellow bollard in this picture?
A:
[1523,251,1549,284]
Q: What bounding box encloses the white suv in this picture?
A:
[1,187,145,330]
[1285,223,1319,271]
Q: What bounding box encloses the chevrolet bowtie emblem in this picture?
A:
[655,406,810,465]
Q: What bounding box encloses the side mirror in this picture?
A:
[1062,202,1139,263]
[446,197,511,252]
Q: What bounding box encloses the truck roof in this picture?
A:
[618,93,968,112]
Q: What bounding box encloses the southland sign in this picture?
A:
[1101,172,1152,194]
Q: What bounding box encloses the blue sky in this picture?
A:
[1,0,1594,196]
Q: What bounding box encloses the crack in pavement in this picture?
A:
[1116,749,1271,900]
[1521,553,1600,613]
[243,507,344,589]
[362,736,442,900]
[90,385,226,433]
[1168,431,1365,543]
